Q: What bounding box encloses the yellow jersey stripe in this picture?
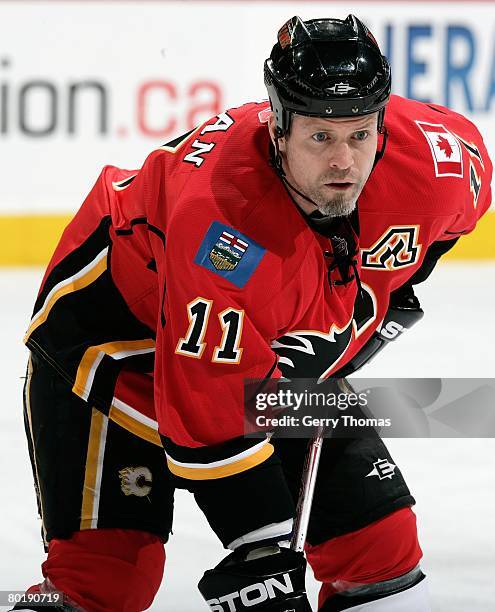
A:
[80,408,107,530]
[72,339,155,401]
[24,248,109,342]
[109,403,162,447]
[167,442,274,480]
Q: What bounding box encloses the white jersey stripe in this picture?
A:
[112,397,159,431]
[166,438,270,469]
[81,351,105,401]
[29,247,109,329]
[91,414,108,529]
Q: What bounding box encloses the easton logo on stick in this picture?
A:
[362,226,421,270]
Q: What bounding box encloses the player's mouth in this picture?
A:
[324,182,354,190]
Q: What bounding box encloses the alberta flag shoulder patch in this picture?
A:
[194,221,266,288]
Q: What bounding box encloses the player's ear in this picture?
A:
[267,112,278,144]
[268,112,287,152]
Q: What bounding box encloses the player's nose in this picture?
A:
[328,141,353,170]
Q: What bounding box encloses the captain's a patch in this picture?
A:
[194,222,266,288]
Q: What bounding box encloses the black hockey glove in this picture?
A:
[198,544,312,611]
[333,283,424,377]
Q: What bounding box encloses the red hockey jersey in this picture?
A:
[25,95,492,480]
[25,102,359,479]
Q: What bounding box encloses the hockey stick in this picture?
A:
[290,423,325,552]
[290,378,352,552]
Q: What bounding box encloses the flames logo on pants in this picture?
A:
[118,466,152,497]
[361,226,421,270]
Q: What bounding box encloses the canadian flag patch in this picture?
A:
[416,121,463,177]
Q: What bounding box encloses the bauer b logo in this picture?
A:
[362,226,421,270]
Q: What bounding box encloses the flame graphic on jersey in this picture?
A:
[271,284,377,381]
[272,320,354,381]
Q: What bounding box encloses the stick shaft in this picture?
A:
[290,379,351,552]
[290,426,324,552]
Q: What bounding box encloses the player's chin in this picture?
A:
[318,195,357,218]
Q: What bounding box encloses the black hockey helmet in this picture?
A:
[264,15,391,135]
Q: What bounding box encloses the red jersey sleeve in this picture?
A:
[433,107,493,239]
[24,159,160,432]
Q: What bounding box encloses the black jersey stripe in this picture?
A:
[32,216,113,313]
[25,246,109,342]
[72,339,155,405]
[148,223,166,246]
[161,128,196,151]
[112,174,137,191]
[114,217,148,236]
[114,218,166,250]
[26,244,157,414]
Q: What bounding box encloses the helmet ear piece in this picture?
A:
[266,84,292,137]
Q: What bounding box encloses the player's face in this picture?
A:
[273,113,379,217]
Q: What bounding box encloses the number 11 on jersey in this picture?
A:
[176,297,244,364]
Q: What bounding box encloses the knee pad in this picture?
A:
[305,507,422,608]
[42,528,165,612]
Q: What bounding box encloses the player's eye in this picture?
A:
[353,130,369,141]
[312,132,328,143]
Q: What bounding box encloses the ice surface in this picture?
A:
[1,264,494,611]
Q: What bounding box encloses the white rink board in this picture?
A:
[0,0,494,213]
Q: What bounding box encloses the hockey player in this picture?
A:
[15,14,491,612]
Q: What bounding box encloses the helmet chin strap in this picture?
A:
[373,125,388,167]
[271,135,365,294]
[272,135,323,210]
